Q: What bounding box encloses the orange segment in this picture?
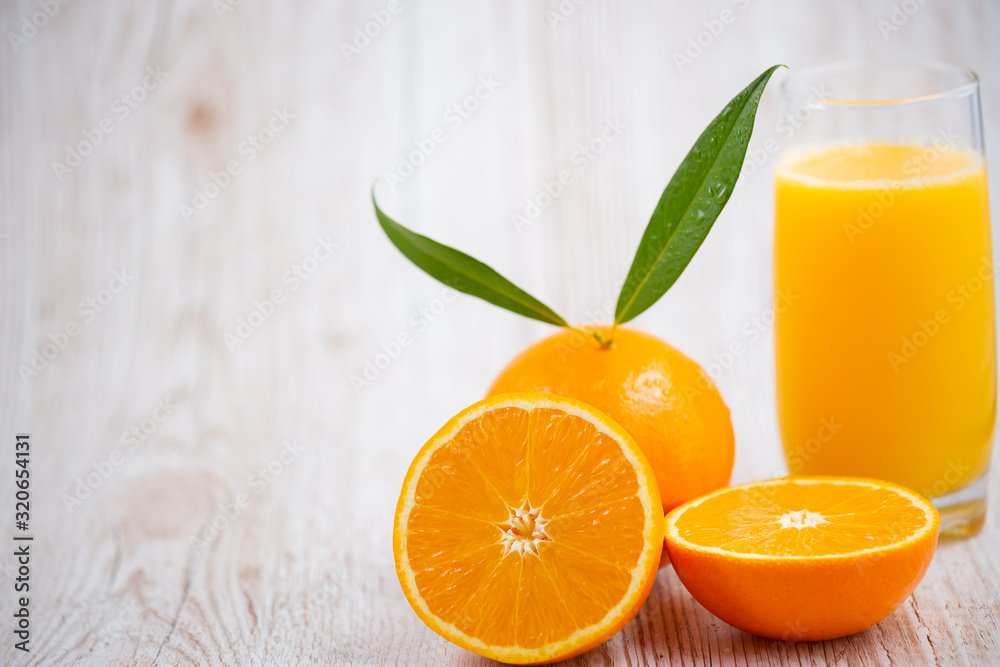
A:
[664,477,939,641]
[394,394,663,664]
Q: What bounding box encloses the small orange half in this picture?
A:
[393,394,663,664]
[664,476,939,641]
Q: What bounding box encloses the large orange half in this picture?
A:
[393,394,663,664]
[664,476,939,640]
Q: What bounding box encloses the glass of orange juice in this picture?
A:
[774,61,995,537]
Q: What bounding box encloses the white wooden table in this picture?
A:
[2,0,999,664]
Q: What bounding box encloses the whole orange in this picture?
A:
[487,325,734,513]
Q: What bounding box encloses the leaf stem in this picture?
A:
[571,326,615,349]
[593,329,614,348]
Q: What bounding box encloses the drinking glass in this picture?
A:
[774,61,995,537]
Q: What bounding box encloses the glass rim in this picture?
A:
[780,59,980,109]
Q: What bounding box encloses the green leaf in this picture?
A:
[615,65,783,324]
[372,189,569,327]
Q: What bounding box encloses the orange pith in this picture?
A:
[487,325,735,513]
[664,477,940,641]
[393,394,663,664]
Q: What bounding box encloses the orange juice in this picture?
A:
[775,142,996,499]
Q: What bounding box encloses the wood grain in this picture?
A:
[1,0,999,664]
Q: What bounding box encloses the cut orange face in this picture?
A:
[664,477,939,641]
[393,394,663,664]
